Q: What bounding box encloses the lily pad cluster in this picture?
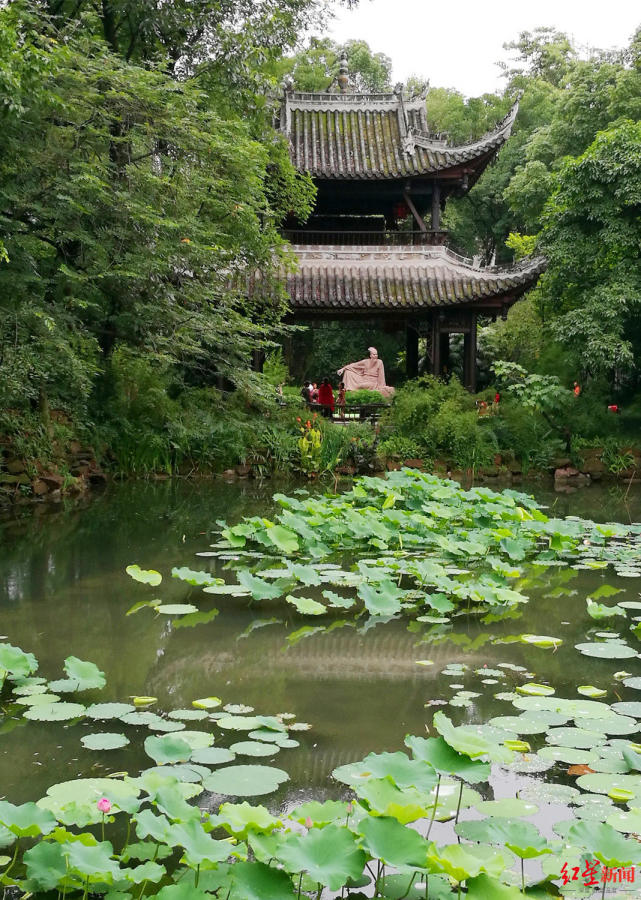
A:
[167,470,641,624]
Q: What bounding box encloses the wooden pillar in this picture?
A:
[406,323,419,379]
[463,314,477,392]
[252,350,265,373]
[431,180,441,232]
[439,332,450,377]
[431,315,441,377]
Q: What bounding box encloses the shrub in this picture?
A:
[378,435,424,460]
[345,389,386,405]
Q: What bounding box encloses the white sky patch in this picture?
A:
[327,0,640,96]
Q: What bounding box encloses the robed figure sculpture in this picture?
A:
[337,347,395,399]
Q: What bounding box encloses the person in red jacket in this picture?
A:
[317,377,335,418]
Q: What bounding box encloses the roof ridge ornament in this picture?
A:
[337,51,350,94]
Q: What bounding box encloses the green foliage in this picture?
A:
[383,377,497,469]
[273,37,392,93]
[378,435,424,460]
[344,389,386,405]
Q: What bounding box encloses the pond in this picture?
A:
[2,474,641,896]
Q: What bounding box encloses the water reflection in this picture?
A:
[1,478,641,807]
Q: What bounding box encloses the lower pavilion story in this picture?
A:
[273,244,545,392]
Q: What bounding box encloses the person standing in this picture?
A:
[573,381,581,397]
[317,378,335,418]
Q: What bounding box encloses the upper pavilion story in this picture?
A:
[278,57,520,237]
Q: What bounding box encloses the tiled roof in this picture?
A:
[280,90,519,180]
[283,245,545,313]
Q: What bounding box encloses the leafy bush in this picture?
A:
[382,377,496,469]
[344,389,386,405]
[378,435,424,460]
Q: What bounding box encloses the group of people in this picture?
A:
[300,346,395,418]
[301,379,345,417]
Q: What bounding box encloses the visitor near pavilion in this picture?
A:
[337,347,395,399]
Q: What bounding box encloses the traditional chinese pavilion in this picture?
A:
[277,57,544,390]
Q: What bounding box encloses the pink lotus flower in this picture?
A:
[97,797,112,814]
[305,816,313,828]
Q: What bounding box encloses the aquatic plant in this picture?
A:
[3,635,641,897]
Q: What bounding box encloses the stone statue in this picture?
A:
[337,347,395,399]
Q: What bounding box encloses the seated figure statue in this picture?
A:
[337,347,395,399]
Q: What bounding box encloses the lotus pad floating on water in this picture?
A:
[203,765,289,797]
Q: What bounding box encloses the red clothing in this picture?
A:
[317,383,335,411]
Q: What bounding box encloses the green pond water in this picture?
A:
[1,477,641,870]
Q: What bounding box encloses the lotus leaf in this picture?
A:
[605,807,641,833]
[228,860,297,900]
[581,714,638,735]
[575,641,637,659]
[518,782,580,804]
[87,703,136,719]
[623,676,641,689]
[214,802,280,840]
[577,685,607,698]
[428,842,507,882]
[487,715,548,735]
[358,815,430,869]
[38,778,140,828]
[290,800,349,827]
[455,817,550,858]
[538,746,599,765]
[125,565,162,586]
[192,697,221,709]
[520,634,563,649]
[188,748,235,766]
[65,839,121,880]
[217,715,264,731]
[576,772,641,796]
[16,691,61,706]
[433,712,513,762]
[144,734,192,764]
[156,604,199,615]
[171,567,221,587]
[352,778,430,824]
[277,824,366,890]
[81,732,129,751]
[567,820,641,867]
[167,709,208,721]
[24,701,85,721]
[22,840,68,891]
[516,682,555,696]
[0,800,56,837]
[134,809,172,843]
[121,860,166,885]
[546,727,606,749]
[156,885,209,900]
[285,595,325,615]
[203,764,289,797]
[332,751,438,792]
[0,643,38,678]
[230,741,277,757]
[120,711,166,728]
[475,798,537,817]
[404,736,490,782]
[465,874,531,899]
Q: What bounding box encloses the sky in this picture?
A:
[327,0,640,96]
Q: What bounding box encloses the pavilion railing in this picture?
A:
[281,229,449,247]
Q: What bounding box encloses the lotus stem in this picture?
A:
[195,864,200,888]
[83,875,89,899]
[296,872,303,899]
[3,839,20,878]
[101,811,105,842]
[602,879,606,900]
[398,872,416,900]
[521,857,524,892]
[122,814,131,855]
[315,882,322,900]
[425,774,441,840]
[454,780,464,830]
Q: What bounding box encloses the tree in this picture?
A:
[0,5,316,416]
[273,37,392,93]
[538,120,641,378]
